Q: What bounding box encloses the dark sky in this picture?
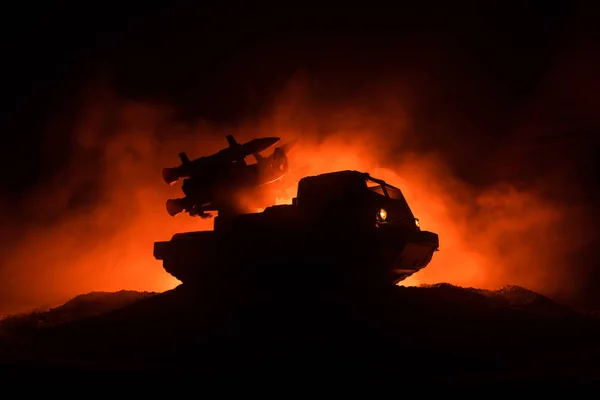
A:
[1,3,599,304]
[1,3,597,187]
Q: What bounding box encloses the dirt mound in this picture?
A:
[0,290,157,335]
[419,283,579,317]
[2,283,600,383]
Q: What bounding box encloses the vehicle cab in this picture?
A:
[294,170,420,232]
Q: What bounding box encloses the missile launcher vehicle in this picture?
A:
[153,170,439,292]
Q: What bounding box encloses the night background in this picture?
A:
[5,3,598,188]
[0,1,600,384]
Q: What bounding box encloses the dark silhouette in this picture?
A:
[163,134,298,218]
[2,4,599,387]
[154,169,439,295]
[2,158,600,386]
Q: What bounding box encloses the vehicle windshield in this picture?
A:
[366,177,406,201]
[384,184,405,201]
[366,179,386,196]
[366,175,417,227]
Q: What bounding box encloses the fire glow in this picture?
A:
[0,85,575,315]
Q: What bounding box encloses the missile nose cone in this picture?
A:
[280,139,298,154]
[264,137,281,146]
[253,137,280,148]
[243,137,281,155]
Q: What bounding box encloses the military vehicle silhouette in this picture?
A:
[154,170,439,291]
[162,134,297,218]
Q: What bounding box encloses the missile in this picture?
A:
[162,136,280,185]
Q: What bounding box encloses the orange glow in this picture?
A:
[0,81,586,314]
[256,140,573,294]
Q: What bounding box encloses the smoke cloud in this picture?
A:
[0,68,593,316]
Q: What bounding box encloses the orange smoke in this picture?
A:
[270,139,569,291]
[0,81,586,314]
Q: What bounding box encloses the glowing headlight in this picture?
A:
[378,208,387,221]
[415,218,420,228]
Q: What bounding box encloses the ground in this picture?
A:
[1,282,600,387]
